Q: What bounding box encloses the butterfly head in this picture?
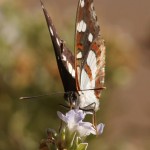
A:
[64,91,79,106]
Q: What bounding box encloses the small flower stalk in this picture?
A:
[39,109,104,150]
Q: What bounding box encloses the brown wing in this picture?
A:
[74,0,105,111]
[74,0,100,90]
[41,0,76,93]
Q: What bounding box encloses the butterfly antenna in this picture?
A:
[20,92,65,100]
[20,87,106,100]
[79,87,106,92]
[20,94,50,100]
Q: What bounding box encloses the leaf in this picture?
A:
[76,143,88,150]
[76,136,82,145]
[60,127,66,142]
[70,132,77,147]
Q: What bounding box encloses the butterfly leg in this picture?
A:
[80,102,98,134]
[90,103,98,135]
[93,110,98,135]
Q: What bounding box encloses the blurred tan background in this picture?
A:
[0,0,150,149]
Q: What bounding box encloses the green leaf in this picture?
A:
[76,143,88,150]
[60,127,66,141]
[76,136,82,145]
[65,128,76,148]
[70,132,77,147]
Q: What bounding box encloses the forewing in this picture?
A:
[75,0,100,90]
[41,1,76,92]
[74,0,105,111]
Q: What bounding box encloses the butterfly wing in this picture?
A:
[75,0,105,111]
[41,1,76,93]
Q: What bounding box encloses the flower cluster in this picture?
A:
[40,109,104,150]
[57,109,104,137]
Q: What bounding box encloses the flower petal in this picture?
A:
[97,123,105,135]
[66,109,85,124]
[74,109,86,121]
[57,111,68,123]
[77,122,95,136]
[57,109,104,137]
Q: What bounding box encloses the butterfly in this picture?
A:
[40,0,105,111]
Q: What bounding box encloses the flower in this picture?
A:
[57,109,104,137]
[96,123,105,135]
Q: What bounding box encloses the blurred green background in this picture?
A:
[0,0,150,149]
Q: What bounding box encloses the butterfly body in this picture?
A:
[41,0,105,111]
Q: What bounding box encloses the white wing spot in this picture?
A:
[82,21,87,32]
[56,38,60,46]
[67,62,73,74]
[49,26,54,36]
[87,50,97,79]
[66,61,75,77]
[88,33,93,42]
[62,55,66,61]
[77,20,87,32]
[72,69,75,77]
[76,52,82,59]
[80,0,85,7]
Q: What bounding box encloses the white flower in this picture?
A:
[57,109,104,137]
